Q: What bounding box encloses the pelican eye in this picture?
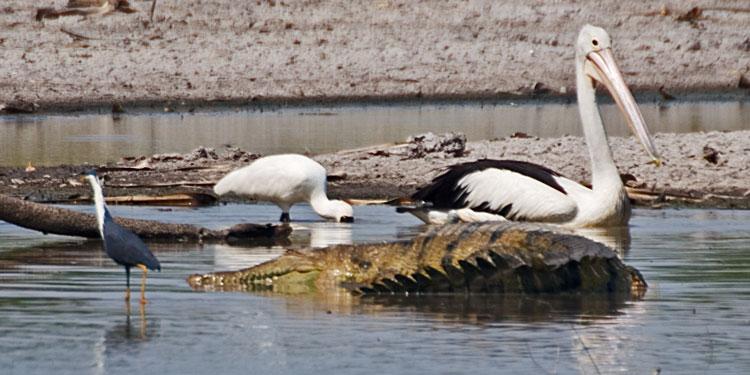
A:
[592,39,599,47]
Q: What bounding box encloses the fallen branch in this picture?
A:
[0,194,290,242]
[104,180,217,188]
[60,27,100,41]
[150,0,158,22]
[100,193,216,206]
[624,187,750,208]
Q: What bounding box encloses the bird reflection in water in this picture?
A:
[213,222,353,271]
[93,304,160,373]
[306,222,353,248]
[114,303,151,341]
[127,303,146,339]
[104,303,159,344]
[572,225,631,255]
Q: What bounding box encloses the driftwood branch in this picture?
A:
[150,0,158,22]
[60,27,100,41]
[0,194,290,243]
[624,187,750,208]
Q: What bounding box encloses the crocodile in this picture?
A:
[187,222,647,296]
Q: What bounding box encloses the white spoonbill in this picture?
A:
[214,154,354,223]
[399,25,660,228]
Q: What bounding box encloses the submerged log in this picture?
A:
[0,194,290,242]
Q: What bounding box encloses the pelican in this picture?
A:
[214,154,354,223]
[81,171,161,305]
[399,25,660,227]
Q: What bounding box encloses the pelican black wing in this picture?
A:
[412,159,567,215]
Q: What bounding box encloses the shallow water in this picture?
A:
[1,99,748,166]
[1,205,749,374]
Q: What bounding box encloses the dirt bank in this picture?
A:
[1,1,748,208]
[1,1,750,111]
[1,130,748,208]
[318,130,750,208]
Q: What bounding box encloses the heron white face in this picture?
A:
[83,174,97,187]
[81,172,106,236]
[577,25,661,165]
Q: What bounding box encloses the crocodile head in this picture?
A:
[187,249,321,293]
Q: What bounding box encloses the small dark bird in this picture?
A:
[81,171,161,305]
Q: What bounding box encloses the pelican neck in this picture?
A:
[575,61,622,193]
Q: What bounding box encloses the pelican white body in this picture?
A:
[401,25,658,228]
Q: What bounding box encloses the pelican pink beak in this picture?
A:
[585,48,662,166]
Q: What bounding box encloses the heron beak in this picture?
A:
[585,48,661,166]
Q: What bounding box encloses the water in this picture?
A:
[1,99,748,166]
[1,205,749,374]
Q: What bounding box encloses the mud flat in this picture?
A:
[0,1,748,208]
[1,1,750,112]
[319,130,750,208]
[0,130,748,209]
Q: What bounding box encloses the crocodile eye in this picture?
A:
[592,39,599,47]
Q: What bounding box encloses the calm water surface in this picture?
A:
[1,205,749,374]
[1,100,748,166]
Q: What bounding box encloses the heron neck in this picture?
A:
[576,63,622,194]
[87,178,107,237]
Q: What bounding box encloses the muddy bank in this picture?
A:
[1,130,748,209]
[2,1,750,112]
[319,130,750,208]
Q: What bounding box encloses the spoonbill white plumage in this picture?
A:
[399,25,660,228]
[214,154,354,223]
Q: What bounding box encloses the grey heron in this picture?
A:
[82,170,161,305]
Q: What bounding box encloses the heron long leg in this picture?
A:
[136,264,149,305]
[125,266,131,303]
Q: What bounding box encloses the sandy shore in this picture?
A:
[318,130,750,207]
[1,1,750,111]
[1,130,748,208]
[0,1,747,208]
